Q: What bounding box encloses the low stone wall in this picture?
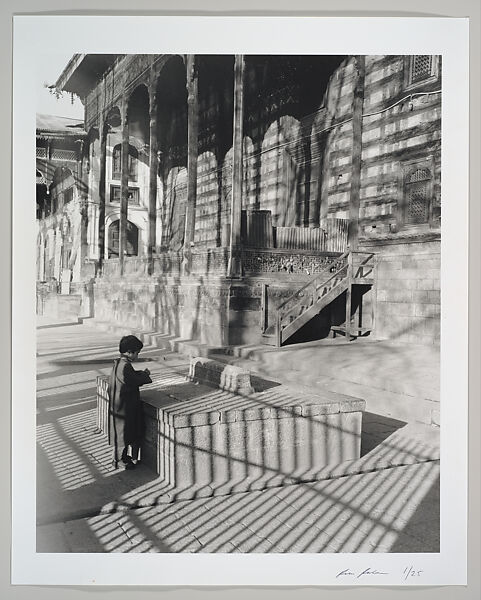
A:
[93,275,231,346]
[96,369,365,499]
[91,251,341,347]
[90,239,440,346]
[41,293,82,321]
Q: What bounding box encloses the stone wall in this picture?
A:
[93,274,231,347]
[362,238,440,344]
[359,55,441,240]
[91,240,440,346]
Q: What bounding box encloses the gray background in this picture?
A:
[2,0,479,598]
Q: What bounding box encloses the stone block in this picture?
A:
[380,288,414,303]
[412,290,430,304]
[302,402,341,416]
[416,279,437,291]
[96,374,365,498]
[240,407,276,421]
[421,316,440,337]
[171,411,221,428]
[414,303,440,318]
[220,409,239,423]
[382,301,415,317]
[163,408,364,494]
[188,357,254,395]
[378,260,403,271]
[380,278,410,291]
[396,268,424,280]
[275,405,303,419]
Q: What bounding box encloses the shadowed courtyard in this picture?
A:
[36,321,439,553]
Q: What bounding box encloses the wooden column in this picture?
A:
[79,140,89,277]
[228,54,245,278]
[119,102,129,275]
[183,55,199,275]
[371,260,377,334]
[148,88,159,275]
[261,283,268,333]
[345,252,353,339]
[80,197,89,275]
[348,55,365,251]
[39,234,45,281]
[98,123,107,272]
[46,142,52,216]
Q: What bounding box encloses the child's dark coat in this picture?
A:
[108,356,152,465]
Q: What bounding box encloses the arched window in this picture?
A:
[112,144,138,181]
[108,220,139,258]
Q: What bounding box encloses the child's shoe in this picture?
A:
[121,448,131,465]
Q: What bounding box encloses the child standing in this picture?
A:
[108,335,152,470]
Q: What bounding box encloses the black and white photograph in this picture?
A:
[11,15,470,587]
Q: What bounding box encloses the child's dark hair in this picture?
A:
[119,335,143,354]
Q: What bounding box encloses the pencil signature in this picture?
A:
[336,566,424,581]
[336,568,388,579]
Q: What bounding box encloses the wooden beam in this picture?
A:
[348,56,366,251]
[371,260,378,335]
[345,252,353,338]
[183,55,199,275]
[228,54,245,278]
[148,88,159,276]
[98,123,107,271]
[261,283,268,333]
[119,102,129,275]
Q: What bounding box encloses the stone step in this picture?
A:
[261,333,277,346]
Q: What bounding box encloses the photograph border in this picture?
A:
[3,0,480,596]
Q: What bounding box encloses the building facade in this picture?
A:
[36,114,92,318]
[38,54,441,344]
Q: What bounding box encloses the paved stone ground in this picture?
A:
[36,322,440,553]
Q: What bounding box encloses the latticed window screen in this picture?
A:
[405,168,431,224]
[110,185,140,205]
[51,149,77,162]
[411,55,433,84]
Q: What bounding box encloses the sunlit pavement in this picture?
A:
[36,322,440,553]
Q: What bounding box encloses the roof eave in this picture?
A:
[55,54,86,94]
[36,130,87,139]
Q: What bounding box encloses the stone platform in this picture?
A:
[97,358,365,499]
